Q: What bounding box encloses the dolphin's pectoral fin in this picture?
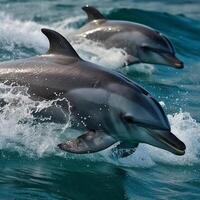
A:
[82,6,106,22]
[110,142,139,159]
[57,130,116,154]
[41,28,80,58]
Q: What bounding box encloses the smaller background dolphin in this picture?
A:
[74,6,184,69]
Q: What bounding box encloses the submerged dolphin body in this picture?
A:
[0,29,185,156]
[74,6,184,68]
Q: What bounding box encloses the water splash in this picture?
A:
[0,12,84,59]
[72,38,129,69]
[0,12,47,55]
[0,83,71,158]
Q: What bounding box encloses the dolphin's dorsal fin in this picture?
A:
[82,6,106,22]
[41,28,80,58]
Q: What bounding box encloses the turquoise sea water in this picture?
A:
[0,0,200,199]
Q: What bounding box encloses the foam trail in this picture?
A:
[72,38,129,69]
[71,37,154,71]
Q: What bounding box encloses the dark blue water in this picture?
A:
[0,0,200,199]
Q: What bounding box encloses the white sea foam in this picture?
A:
[72,38,129,69]
[0,83,71,158]
[0,12,47,54]
[0,12,84,55]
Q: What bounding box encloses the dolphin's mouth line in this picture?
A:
[147,129,186,155]
[139,45,184,68]
[154,134,185,155]
[161,53,184,68]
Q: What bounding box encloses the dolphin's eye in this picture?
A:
[123,114,134,123]
[141,45,150,51]
[140,45,156,53]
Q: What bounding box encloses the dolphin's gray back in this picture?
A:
[0,53,143,101]
[75,20,173,56]
[0,55,109,98]
[76,21,152,42]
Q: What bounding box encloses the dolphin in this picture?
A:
[0,28,185,156]
[73,6,184,68]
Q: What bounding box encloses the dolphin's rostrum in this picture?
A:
[0,28,186,157]
[73,5,184,68]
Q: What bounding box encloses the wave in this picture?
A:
[0,12,81,59]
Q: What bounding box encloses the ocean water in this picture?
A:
[0,0,200,199]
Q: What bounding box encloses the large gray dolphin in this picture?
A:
[74,6,184,68]
[0,28,185,156]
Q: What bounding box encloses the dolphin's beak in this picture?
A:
[147,129,186,155]
[162,53,184,69]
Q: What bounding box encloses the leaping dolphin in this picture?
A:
[0,28,186,156]
[73,6,184,68]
